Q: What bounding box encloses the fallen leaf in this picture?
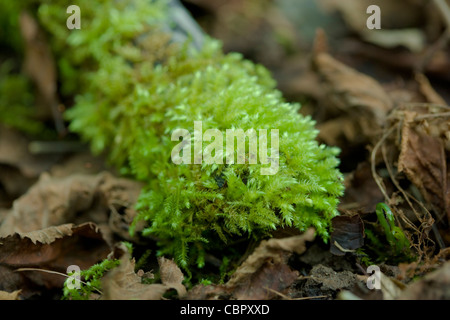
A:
[225,228,315,300]
[158,257,187,298]
[101,254,166,300]
[101,250,186,300]
[0,172,143,242]
[0,222,110,298]
[398,111,449,223]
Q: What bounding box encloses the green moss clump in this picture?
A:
[28,0,344,270]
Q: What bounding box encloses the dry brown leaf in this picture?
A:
[18,223,75,245]
[158,257,187,298]
[101,253,167,300]
[398,260,450,299]
[101,251,186,300]
[398,111,449,223]
[0,222,110,298]
[225,228,315,300]
[0,290,21,300]
[0,222,107,266]
[0,172,143,242]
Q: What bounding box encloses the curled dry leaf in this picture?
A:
[158,257,187,298]
[101,253,167,300]
[101,251,186,300]
[0,172,143,243]
[330,215,364,256]
[0,222,110,298]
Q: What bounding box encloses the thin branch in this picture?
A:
[15,267,102,294]
[264,287,327,300]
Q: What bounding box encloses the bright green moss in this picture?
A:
[25,0,344,269]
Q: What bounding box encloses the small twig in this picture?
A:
[413,112,450,120]
[293,295,328,300]
[15,267,72,278]
[264,287,291,300]
[264,287,327,300]
[14,267,102,294]
[333,241,356,253]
